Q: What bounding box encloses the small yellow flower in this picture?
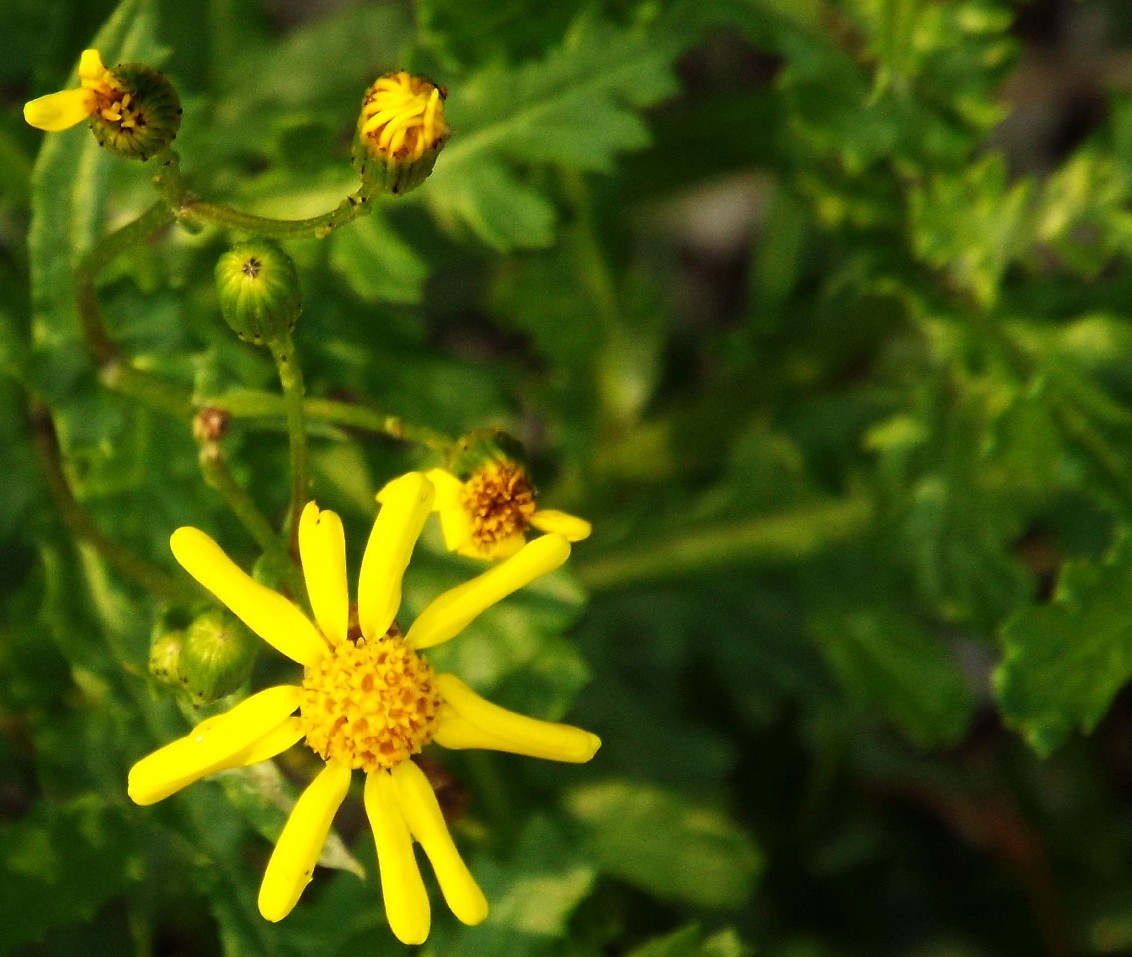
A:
[127,473,599,945]
[23,49,116,132]
[24,48,181,159]
[352,71,449,195]
[422,464,592,562]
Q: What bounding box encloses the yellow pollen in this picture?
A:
[95,82,143,133]
[299,632,442,773]
[461,461,537,549]
[360,71,447,162]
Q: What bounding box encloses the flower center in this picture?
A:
[461,461,537,549]
[94,85,145,132]
[359,71,447,162]
[299,629,441,773]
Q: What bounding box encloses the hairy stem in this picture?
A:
[211,389,453,451]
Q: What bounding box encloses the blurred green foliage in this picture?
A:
[8,0,1132,955]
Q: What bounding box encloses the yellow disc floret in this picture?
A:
[299,631,441,773]
[462,461,537,552]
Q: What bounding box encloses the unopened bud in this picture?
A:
[352,71,448,196]
[148,628,186,689]
[214,240,301,346]
[180,610,258,704]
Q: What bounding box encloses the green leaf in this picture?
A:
[564,780,763,909]
[810,602,976,748]
[995,533,1132,756]
[328,212,429,305]
[626,925,748,957]
[427,13,686,249]
[421,816,595,957]
[0,796,136,952]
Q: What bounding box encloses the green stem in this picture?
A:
[101,361,194,418]
[269,332,309,557]
[75,201,175,364]
[151,146,377,240]
[211,389,452,451]
[196,440,306,599]
[576,495,873,592]
[176,190,376,240]
[197,444,282,557]
[29,401,194,602]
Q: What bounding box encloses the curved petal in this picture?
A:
[23,88,95,131]
[258,761,353,922]
[231,716,305,767]
[358,473,434,641]
[529,509,592,543]
[406,534,571,650]
[299,502,349,646]
[78,49,107,83]
[439,507,477,555]
[434,676,601,764]
[170,527,326,666]
[391,760,488,927]
[423,468,465,510]
[364,770,430,945]
[128,685,302,805]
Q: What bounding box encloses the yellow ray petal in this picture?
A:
[128,685,302,805]
[364,770,431,945]
[23,88,96,131]
[299,502,349,646]
[406,534,571,650]
[358,472,434,641]
[425,468,465,510]
[434,675,601,763]
[232,716,305,767]
[258,761,352,922]
[78,49,107,82]
[170,527,327,666]
[529,509,592,542]
[391,760,488,927]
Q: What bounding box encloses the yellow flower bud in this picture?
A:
[352,71,449,195]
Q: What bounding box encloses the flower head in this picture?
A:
[352,71,448,195]
[23,49,181,160]
[127,472,600,944]
[419,430,591,561]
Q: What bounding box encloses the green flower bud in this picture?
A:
[352,71,448,196]
[214,240,302,346]
[91,62,182,161]
[180,610,258,704]
[447,428,529,479]
[148,628,186,689]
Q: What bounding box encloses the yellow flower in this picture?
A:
[422,464,592,561]
[23,49,117,131]
[127,472,600,944]
[23,48,181,160]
